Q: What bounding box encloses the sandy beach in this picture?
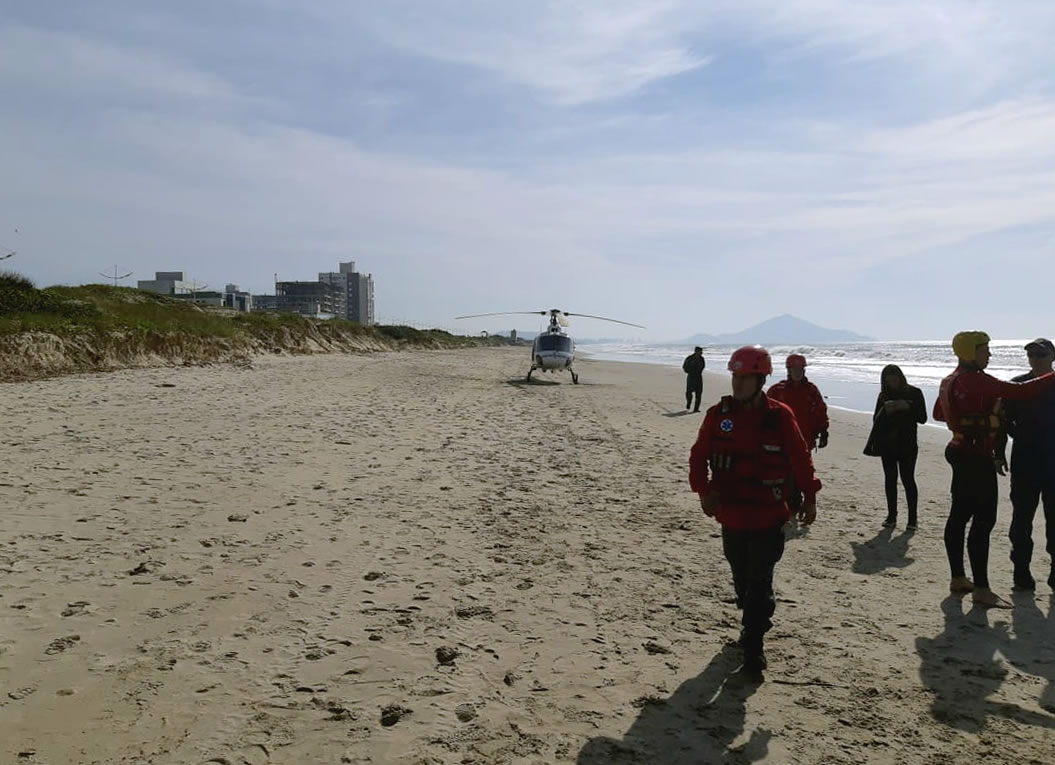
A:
[2,347,1054,764]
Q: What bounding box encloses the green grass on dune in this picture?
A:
[0,273,507,348]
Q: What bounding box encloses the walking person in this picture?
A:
[863,364,927,530]
[682,346,706,412]
[767,354,829,450]
[933,331,1055,608]
[689,345,821,675]
[996,338,1055,591]
[768,354,829,517]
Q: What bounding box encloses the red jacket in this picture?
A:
[689,393,822,530]
[934,366,1055,456]
[767,377,829,447]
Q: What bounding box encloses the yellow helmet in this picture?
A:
[952,330,991,362]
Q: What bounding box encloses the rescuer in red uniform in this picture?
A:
[934,330,1055,608]
[768,353,829,518]
[689,345,821,675]
[768,354,829,450]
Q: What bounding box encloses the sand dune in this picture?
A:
[1,348,1053,764]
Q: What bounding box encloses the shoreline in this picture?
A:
[579,351,952,429]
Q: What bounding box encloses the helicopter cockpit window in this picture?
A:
[537,335,572,353]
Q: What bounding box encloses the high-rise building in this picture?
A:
[318,261,374,325]
[275,280,339,319]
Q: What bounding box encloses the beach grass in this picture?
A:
[0,272,504,348]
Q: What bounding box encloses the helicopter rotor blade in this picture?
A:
[563,312,645,329]
[454,311,548,320]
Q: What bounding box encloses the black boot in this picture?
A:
[740,632,767,676]
[906,512,918,531]
[743,649,767,675]
[882,512,897,528]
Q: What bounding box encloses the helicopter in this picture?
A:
[455,308,644,383]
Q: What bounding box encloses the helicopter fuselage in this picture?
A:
[532,331,575,371]
[528,329,578,382]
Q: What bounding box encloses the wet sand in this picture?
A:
[2,348,1053,764]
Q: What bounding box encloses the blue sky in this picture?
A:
[2,1,1055,340]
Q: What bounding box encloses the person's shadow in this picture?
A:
[850,527,915,575]
[576,644,771,764]
[1004,592,1055,714]
[916,595,1055,732]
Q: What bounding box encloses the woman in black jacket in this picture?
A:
[865,364,928,530]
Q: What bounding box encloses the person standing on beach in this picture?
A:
[767,355,829,450]
[689,345,821,675]
[767,354,828,516]
[996,338,1055,591]
[682,346,706,412]
[934,331,1055,608]
[863,364,927,530]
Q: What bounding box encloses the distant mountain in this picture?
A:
[682,314,872,345]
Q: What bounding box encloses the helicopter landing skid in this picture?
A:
[525,366,577,383]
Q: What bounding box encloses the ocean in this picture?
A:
[579,339,1037,416]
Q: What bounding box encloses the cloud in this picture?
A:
[309,0,709,105]
[0,25,240,104]
[293,0,1055,108]
[854,99,1055,162]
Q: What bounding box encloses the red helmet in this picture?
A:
[786,354,807,369]
[728,345,773,375]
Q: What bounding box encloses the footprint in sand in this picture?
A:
[61,601,90,617]
[435,646,460,666]
[45,635,81,655]
[380,704,412,727]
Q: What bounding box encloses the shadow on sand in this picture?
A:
[1005,592,1055,715]
[850,526,915,575]
[504,377,560,388]
[576,644,771,764]
[504,377,608,388]
[916,595,1055,732]
[648,399,699,418]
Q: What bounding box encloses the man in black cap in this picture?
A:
[682,346,706,412]
[998,338,1055,590]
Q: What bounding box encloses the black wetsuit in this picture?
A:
[683,354,706,412]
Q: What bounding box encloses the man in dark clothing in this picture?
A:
[998,338,1055,591]
[683,346,706,412]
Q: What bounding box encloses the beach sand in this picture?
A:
[2,348,1053,764]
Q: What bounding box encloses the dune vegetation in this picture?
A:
[0,272,509,381]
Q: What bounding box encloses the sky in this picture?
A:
[2,1,1055,341]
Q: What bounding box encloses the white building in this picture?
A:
[139,273,252,312]
[137,271,191,295]
[318,261,375,325]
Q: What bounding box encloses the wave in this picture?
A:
[581,339,1036,413]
